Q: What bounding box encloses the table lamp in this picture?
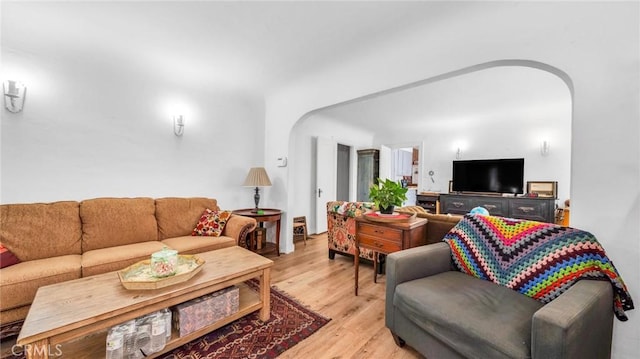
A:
[243,167,272,212]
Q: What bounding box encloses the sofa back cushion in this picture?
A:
[80,197,157,251]
[422,213,463,244]
[155,197,219,240]
[396,207,463,244]
[326,201,374,217]
[0,201,82,261]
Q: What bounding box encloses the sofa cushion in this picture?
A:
[421,213,463,244]
[1,306,30,325]
[397,207,463,244]
[0,243,20,268]
[0,255,82,311]
[161,235,236,255]
[395,271,543,359]
[80,197,157,251]
[326,201,374,217]
[192,209,232,237]
[155,197,220,240]
[0,201,82,261]
[81,241,166,277]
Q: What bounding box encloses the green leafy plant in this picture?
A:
[369,178,408,214]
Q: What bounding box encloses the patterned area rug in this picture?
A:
[1,281,330,359]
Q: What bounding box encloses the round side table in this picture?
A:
[232,208,282,256]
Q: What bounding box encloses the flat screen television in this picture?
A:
[452,158,524,194]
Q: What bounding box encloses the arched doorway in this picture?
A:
[288,60,573,238]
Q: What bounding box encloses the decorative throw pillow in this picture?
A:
[0,243,20,269]
[192,209,232,237]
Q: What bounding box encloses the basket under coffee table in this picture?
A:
[16,246,273,359]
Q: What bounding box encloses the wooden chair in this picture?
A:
[293,216,307,245]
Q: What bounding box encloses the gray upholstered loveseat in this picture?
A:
[385,242,615,359]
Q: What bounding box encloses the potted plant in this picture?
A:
[369,178,408,214]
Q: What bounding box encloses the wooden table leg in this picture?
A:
[373,252,378,283]
[25,339,52,359]
[354,247,360,296]
[275,217,281,256]
[253,229,258,250]
[259,268,271,321]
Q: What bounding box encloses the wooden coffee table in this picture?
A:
[16,246,273,359]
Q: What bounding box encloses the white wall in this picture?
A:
[1,48,265,208]
[289,113,375,234]
[266,3,639,357]
[313,64,573,203]
[293,89,572,234]
[375,104,572,203]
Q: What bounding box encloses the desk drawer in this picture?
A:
[473,198,508,217]
[358,234,402,252]
[441,196,473,214]
[509,199,551,222]
[357,223,402,241]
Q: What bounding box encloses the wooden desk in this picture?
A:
[233,208,282,256]
[354,216,427,296]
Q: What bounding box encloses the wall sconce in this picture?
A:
[173,115,185,136]
[455,148,462,159]
[3,80,26,113]
[540,140,550,156]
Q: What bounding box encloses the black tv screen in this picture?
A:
[452,158,524,194]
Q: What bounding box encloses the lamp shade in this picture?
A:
[243,167,272,187]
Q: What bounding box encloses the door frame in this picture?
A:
[385,142,422,190]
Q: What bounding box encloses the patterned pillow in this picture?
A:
[192,209,232,237]
[0,243,20,268]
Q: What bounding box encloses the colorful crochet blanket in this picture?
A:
[443,214,634,321]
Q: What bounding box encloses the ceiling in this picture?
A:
[2,1,459,92]
[2,1,570,133]
[317,65,571,133]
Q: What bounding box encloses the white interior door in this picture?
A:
[315,136,336,234]
[379,144,392,181]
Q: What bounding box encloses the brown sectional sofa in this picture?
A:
[0,197,257,325]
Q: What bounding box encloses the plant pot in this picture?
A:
[379,205,395,214]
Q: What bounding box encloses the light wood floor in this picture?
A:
[269,234,423,359]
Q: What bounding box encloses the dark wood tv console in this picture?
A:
[440,193,556,223]
[416,193,439,213]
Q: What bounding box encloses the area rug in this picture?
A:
[1,281,330,359]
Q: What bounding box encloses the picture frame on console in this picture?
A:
[526,181,558,198]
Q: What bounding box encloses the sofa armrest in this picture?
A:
[385,242,453,328]
[386,242,452,286]
[222,215,257,248]
[532,280,614,359]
